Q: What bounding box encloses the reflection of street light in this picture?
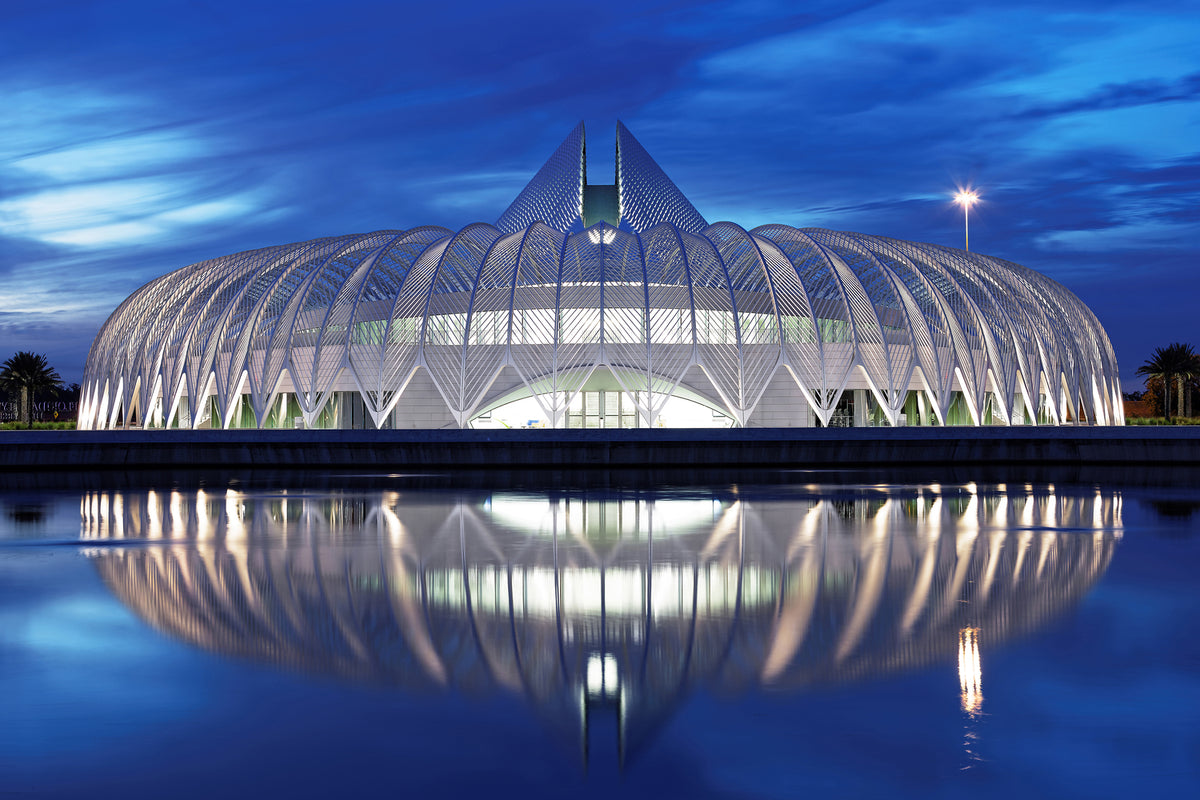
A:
[958,626,982,715]
[954,190,979,251]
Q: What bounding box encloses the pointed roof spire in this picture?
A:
[616,122,707,234]
[496,122,707,234]
[496,122,585,234]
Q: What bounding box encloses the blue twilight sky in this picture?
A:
[0,0,1196,388]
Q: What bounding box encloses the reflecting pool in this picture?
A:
[2,478,1197,797]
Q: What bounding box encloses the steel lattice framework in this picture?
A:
[80,124,1122,430]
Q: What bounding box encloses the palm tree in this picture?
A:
[1136,343,1200,423]
[0,352,63,428]
[1176,347,1200,419]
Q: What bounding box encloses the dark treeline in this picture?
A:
[0,352,78,426]
[1125,342,1200,422]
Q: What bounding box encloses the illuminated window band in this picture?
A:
[80,123,1122,430]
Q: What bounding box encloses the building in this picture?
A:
[79,123,1122,430]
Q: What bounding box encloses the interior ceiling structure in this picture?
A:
[80,123,1123,430]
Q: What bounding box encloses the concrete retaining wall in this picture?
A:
[1,427,1198,471]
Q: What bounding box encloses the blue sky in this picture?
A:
[1,0,1196,388]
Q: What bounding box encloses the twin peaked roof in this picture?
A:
[495,122,708,235]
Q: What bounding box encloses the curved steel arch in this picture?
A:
[81,124,1122,431]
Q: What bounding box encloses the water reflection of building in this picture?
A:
[83,486,1120,763]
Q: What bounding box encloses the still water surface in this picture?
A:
[1,477,1197,797]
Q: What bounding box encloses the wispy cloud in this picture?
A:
[0,0,1195,389]
[1012,73,1200,120]
[11,131,211,181]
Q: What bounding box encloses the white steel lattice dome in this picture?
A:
[80,123,1123,430]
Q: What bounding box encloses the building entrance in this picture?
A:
[566,390,641,428]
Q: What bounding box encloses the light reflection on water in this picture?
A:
[77,484,1121,765]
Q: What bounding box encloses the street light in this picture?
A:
[954,190,979,251]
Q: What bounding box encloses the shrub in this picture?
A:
[1,420,76,430]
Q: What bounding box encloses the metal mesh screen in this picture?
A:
[495,123,584,234]
[616,122,707,235]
